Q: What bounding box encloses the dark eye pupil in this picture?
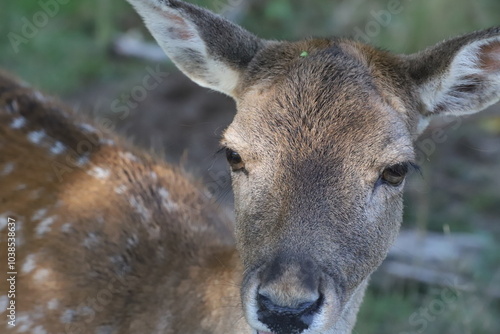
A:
[225,148,245,172]
[226,149,241,164]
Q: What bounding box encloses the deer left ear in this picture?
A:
[127,0,265,98]
[406,27,500,126]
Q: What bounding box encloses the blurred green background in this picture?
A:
[2,0,500,94]
[1,0,499,333]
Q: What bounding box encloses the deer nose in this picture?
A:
[256,292,323,334]
[255,254,323,333]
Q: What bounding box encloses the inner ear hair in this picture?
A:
[126,0,264,97]
[405,27,500,119]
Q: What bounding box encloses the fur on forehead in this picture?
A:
[233,41,412,140]
[240,39,412,108]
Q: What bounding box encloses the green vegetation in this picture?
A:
[2,0,500,94]
[0,0,145,94]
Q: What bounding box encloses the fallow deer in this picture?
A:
[1,0,499,333]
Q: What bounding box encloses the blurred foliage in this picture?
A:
[1,0,499,333]
[238,0,500,52]
[0,0,142,94]
[358,285,500,334]
[1,0,500,93]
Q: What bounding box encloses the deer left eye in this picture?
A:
[380,163,410,187]
[225,148,245,171]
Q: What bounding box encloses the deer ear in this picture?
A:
[407,27,500,124]
[127,0,264,98]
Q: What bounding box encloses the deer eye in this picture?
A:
[380,163,410,187]
[225,148,245,171]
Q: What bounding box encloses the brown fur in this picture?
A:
[0,72,247,334]
[125,2,500,332]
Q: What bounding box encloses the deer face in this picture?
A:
[222,42,416,332]
[127,0,500,333]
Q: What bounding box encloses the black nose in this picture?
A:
[256,292,323,334]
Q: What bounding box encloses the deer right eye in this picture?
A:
[225,148,245,171]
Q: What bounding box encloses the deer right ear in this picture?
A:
[406,27,500,130]
[127,0,265,98]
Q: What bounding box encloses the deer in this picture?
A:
[1,0,499,333]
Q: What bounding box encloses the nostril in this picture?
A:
[256,293,323,333]
[257,293,320,314]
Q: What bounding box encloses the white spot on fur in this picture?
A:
[36,216,56,236]
[0,295,8,313]
[127,235,139,248]
[79,123,97,133]
[15,184,27,190]
[16,312,34,332]
[28,130,46,144]
[76,155,90,167]
[50,141,66,155]
[150,171,158,181]
[1,162,15,176]
[0,215,6,231]
[61,223,72,233]
[32,325,47,334]
[87,166,110,180]
[0,213,18,233]
[83,232,99,248]
[100,138,115,146]
[33,268,50,281]
[119,151,139,161]
[22,254,37,273]
[15,220,25,247]
[77,305,94,317]
[60,309,76,324]
[10,116,26,129]
[158,187,169,197]
[159,187,178,212]
[129,196,151,221]
[47,298,59,310]
[110,255,131,276]
[6,100,19,113]
[0,214,7,231]
[32,208,48,221]
[114,185,127,194]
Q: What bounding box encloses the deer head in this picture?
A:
[127,1,500,333]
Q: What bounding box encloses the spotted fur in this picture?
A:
[0,71,245,333]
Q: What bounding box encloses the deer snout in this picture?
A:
[255,255,323,334]
[256,293,323,334]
